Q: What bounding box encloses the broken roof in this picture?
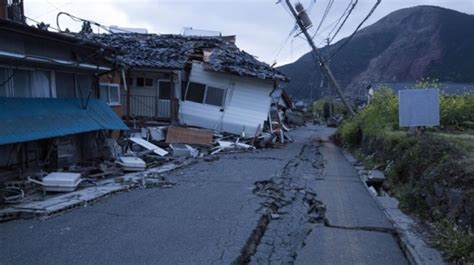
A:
[80,33,288,81]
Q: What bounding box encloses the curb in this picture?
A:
[340,149,445,265]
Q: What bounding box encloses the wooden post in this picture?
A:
[285,0,355,116]
[125,72,131,122]
[170,71,178,125]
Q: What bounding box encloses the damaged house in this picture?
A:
[0,17,128,184]
[82,33,288,137]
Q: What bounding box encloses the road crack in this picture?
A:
[233,143,327,265]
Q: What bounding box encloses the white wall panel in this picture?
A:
[179,62,273,136]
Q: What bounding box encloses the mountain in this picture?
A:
[277,6,474,100]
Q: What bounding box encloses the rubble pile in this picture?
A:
[82,33,286,80]
[0,118,303,215]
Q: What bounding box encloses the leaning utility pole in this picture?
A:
[325,38,333,117]
[285,0,355,116]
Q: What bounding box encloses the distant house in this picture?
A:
[0,17,127,182]
[85,33,287,136]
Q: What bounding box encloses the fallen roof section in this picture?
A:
[0,97,128,145]
[80,33,288,81]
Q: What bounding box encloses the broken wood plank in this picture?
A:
[165,126,213,146]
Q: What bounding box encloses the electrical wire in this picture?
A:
[279,1,294,18]
[326,1,352,38]
[327,0,358,43]
[329,0,381,59]
[329,0,358,43]
[5,4,62,32]
[313,0,334,36]
[33,0,72,21]
[56,11,137,34]
[272,25,298,65]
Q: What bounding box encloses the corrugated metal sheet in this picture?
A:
[179,63,273,136]
[0,97,128,145]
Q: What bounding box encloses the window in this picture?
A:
[135,77,154,88]
[185,82,225,107]
[205,86,225,107]
[0,68,53,98]
[55,72,76,98]
[13,69,33,97]
[136,77,145,87]
[99,83,120,106]
[32,70,52,98]
[186,82,206,103]
[158,81,171,100]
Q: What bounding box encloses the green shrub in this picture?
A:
[312,99,348,119]
[361,86,399,135]
[440,93,474,129]
[435,220,474,263]
[339,117,362,146]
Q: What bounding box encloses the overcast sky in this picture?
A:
[24,0,474,66]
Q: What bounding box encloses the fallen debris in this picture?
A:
[0,160,194,220]
[1,187,25,204]
[116,156,146,172]
[148,126,167,142]
[129,137,168,156]
[210,139,256,155]
[170,144,199,158]
[165,126,214,146]
[28,172,82,193]
[286,112,305,126]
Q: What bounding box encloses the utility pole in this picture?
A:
[284,0,355,116]
[325,38,333,117]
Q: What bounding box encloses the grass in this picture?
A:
[433,133,474,155]
[433,133,474,173]
[435,220,474,263]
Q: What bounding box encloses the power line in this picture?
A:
[327,0,358,43]
[272,26,298,65]
[313,0,334,36]
[6,4,62,32]
[283,0,356,115]
[33,1,72,20]
[329,0,381,59]
[56,11,138,34]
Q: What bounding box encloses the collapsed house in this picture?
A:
[0,18,128,185]
[81,33,288,137]
[0,5,297,210]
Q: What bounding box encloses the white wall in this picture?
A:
[179,62,273,136]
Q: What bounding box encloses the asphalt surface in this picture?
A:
[0,125,408,265]
[294,133,408,265]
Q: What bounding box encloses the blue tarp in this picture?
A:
[0,97,128,145]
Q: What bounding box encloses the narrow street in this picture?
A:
[0,126,408,265]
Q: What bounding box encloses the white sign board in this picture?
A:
[399,89,440,127]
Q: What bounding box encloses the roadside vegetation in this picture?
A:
[332,80,474,263]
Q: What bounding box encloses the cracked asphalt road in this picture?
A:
[0,125,408,265]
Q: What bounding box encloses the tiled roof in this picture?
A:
[81,33,287,81]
